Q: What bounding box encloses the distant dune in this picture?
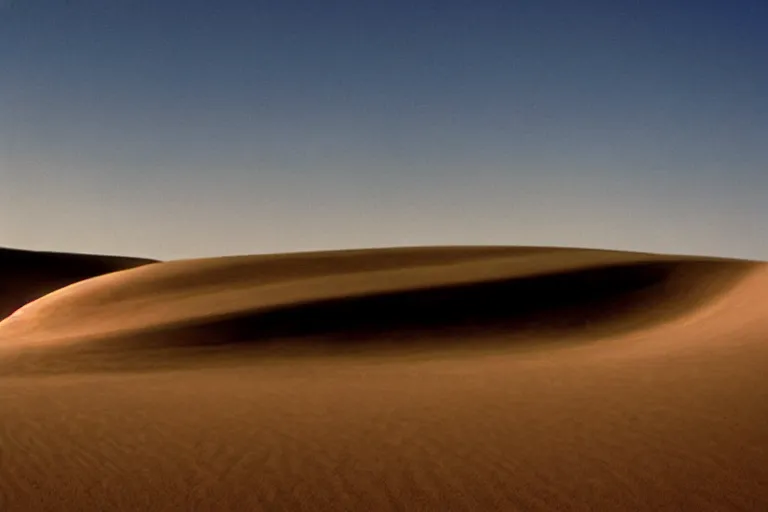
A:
[1,245,767,510]
[0,247,156,322]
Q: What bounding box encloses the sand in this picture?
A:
[0,247,155,322]
[1,245,767,511]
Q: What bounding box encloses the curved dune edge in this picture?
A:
[0,246,758,374]
[0,247,156,321]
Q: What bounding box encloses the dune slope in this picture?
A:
[0,246,754,373]
[0,247,156,321]
[1,246,767,511]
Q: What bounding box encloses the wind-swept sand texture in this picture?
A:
[0,247,156,322]
[1,246,767,510]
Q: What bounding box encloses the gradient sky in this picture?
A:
[2,0,766,261]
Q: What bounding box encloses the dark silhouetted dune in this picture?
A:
[0,247,156,322]
[1,246,767,511]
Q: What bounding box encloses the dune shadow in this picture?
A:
[0,259,756,375]
[0,248,155,321]
[131,260,752,355]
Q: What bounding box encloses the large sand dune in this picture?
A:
[1,246,767,510]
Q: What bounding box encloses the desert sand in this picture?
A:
[1,245,767,511]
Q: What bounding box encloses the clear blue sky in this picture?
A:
[2,0,766,260]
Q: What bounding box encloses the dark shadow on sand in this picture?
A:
[0,248,155,321]
[124,260,753,356]
[0,259,755,375]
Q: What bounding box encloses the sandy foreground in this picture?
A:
[1,246,767,511]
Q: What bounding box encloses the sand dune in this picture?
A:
[0,247,156,322]
[0,246,755,373]
[1,246,767,510]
